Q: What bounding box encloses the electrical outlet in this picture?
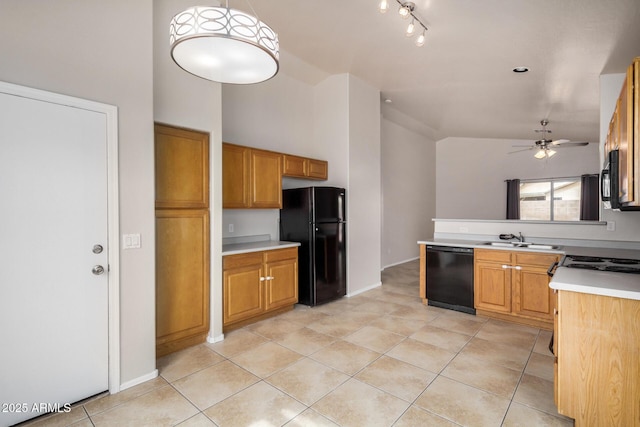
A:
[606,221,615,231]
[228,223,234,233]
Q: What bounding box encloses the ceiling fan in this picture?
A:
[510,119,590,159]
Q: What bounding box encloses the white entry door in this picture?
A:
[0,89,110,426]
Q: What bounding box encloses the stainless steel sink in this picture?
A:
[482,242,560,250]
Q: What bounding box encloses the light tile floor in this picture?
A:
[22,260,574,427]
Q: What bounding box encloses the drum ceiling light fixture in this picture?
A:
[169,2,279,84]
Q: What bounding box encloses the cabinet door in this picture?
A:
[474,261,511,313]
[512,265,554,321]
[282,154,307,178]
[222,143,251,208]
[223,262,265,326]
[155,124,209,209]
[250,149,282,208]
[618,67,634,204]
[307,159,328,180]
[265,257,298,311]
[156,209,210,356]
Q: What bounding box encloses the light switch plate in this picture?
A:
[123,233,141,249]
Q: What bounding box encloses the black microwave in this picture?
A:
[601,149,620,210]
[601,149,640,210]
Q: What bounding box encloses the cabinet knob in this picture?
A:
[260,277,266,281]
[502,265,509,269]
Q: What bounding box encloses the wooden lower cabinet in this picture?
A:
[156,210,210,357]
[223,247,298,331]
[555,290,640,426]
[474,249,558,329]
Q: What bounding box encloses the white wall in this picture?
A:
[436,137,600,219]
[0,1,156,385]
[381,117,436,267]
[153,0,224,342]
[347,75,382,294]
[222,71,382,296]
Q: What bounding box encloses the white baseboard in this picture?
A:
[207,332,225,343]
[119,369,158,392]
[347,281,382,297]
[381,256,420,271]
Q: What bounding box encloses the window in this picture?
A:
[519,178,581,221]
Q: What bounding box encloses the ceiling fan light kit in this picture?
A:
[510,119,590,160]
[379,0,428,47]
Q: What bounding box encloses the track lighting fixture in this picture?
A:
[379,0,428,47]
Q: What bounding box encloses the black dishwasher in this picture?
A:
[426,245,475,315]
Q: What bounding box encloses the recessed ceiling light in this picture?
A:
[513,66,529,73]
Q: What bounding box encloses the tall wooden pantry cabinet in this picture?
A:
[154,123,210,357]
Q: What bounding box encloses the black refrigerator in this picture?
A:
[280,187,346,306]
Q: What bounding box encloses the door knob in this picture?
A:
[92,244,104,254]
[92,265,105,275]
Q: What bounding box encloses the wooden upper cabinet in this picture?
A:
[155,123,209,209]
[282,155,307,177]
[250,149,282,208]
[223,142,329,208]
[610,57,640,209]
[222,143,251,208]
[223,143,281,208]
[619,58,637,206]
[282,154,328,180]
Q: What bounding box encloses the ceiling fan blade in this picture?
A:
[553,141,590,147]
[508,147,534,154]
[551,139,570,145]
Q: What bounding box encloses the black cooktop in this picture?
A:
[562,255,640,274]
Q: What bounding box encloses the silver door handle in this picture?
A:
[92,265,105,275]
[92,244,104,254]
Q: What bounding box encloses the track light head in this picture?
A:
[398,2,415,19]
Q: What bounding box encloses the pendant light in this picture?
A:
[169,3,279,84]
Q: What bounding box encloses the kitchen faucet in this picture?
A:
[499,232,525,242]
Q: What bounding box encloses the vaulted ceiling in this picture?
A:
[249,0,640,143]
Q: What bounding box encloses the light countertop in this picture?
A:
[550,267,640,300]
[418,237,640,300]
[222,240,300,256]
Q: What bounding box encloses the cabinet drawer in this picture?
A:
[515,252,559,267]
[264,247,298,263]
[475,249,512,263]
[223,252,263,269]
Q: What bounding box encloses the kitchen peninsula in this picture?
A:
[419,235,640,427]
